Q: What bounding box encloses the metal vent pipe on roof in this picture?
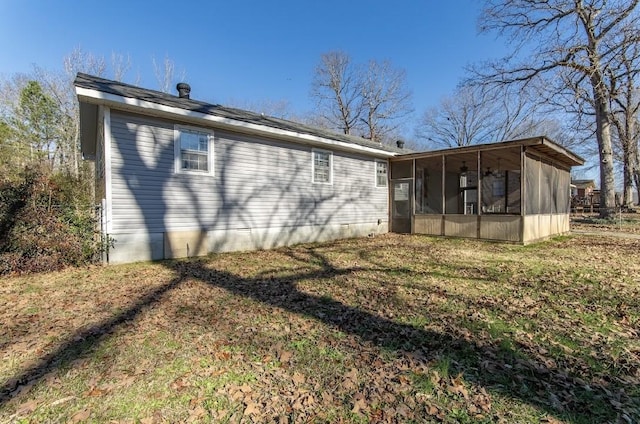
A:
[176,83,191,99]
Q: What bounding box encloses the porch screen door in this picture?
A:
[391,179,412,233]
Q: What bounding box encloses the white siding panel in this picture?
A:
[109,113,388,235]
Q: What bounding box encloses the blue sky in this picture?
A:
[0,1,508,136]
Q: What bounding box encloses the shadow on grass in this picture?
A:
[1,240,635,423]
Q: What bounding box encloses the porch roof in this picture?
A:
[391,136,584,168]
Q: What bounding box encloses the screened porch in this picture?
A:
[388,137,584,243]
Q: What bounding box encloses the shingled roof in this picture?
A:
[74,73,405,155]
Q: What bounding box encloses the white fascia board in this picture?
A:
[102,106,113,233]
[76,87,398,158]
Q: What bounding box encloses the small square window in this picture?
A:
[312,149,332,184]
[376,160,388,187]
[174,126,213,175]
[492,179,505,197]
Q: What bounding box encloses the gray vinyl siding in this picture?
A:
[109,112,388,234]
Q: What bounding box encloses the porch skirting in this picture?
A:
[413,213,569,244]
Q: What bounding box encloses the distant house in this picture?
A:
[75,74,584,264]
[571,179,597,211]
[572,179,596,198]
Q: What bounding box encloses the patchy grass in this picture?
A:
[1,233,639,423]
[571,212,640,234]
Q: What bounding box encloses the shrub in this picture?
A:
[0,165,100,275]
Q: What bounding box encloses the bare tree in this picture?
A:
[489,86,544,142]
[310,51,413,143]
[63,47,106,79]
[606,29,640,206]
[359,60,413,142]
[152,54,185,94]
[1,49,190,180]
[533,117,581,149]
[111,52,132,82]
[416,85,493,148]
[30,68,76,172]
[60,49,109,176]
[416,84,541,148]
[474,0,640,217]
[0,73,30,119]
[310,51,363,136]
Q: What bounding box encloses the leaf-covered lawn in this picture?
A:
[571,213,640,235]
[1,233,638,423]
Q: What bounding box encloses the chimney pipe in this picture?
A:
[396,140,405,149]
[176,82,191,99]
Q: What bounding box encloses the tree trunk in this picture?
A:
[623,157,634,207]
[593,86,616,218]
[634,149,640,205]
[623,129,638,207]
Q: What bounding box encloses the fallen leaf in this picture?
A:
[188,405,207,422]
[215,351,231,360]
[277,415,290,424]
[230,388,245,401]
[292,372,305,385]
[170,377,190,391]
[426,404,439,416]
[117,375,136,388]
[86,387,109,397]
[303,394,315,406]
[48,396,76,407]
[448,374,469,400]
[292,397,304,410]
[70,408,91,423]
[244,401,261,415]
[343,368,358,390]
[322,391,334,404]
[16,400,37,415]
[279,350,293,363]
[351,392,367,414]
[396,403,412,418]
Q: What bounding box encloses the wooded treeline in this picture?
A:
[1,2,639,273]
[0,50,193,274]
[0,51,107,274]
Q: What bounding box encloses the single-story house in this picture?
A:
[572,179,596,199]
[571,179,597,211]
[75,74,584,263]
[75,74,402,263]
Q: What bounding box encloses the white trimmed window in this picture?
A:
[376,160,388,187]
[174,126,214,175]
[312,149,332,184]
